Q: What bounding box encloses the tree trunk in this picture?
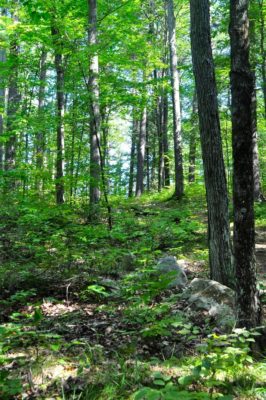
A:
[128,118,138,197]
[5,38,20,186]
[166,0,184,199]
[188,93,197,183]
[88,0,101,208]
[259,0,266,117]
[230,0,260,327]
[252,80,264,201]
[52,25,65,205]
[36,50,47,192]
[190,0,233,287]
[162,92,170,187]
[136,106,147,197]
[0,39,5,171]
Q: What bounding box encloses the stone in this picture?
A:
[182,278,236,331]
[156,256,188,288]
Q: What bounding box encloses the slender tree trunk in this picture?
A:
[128,118,138,197]
[166,0,184,199]
[230,0,261,328]
[0,42,5,171]
[146,117,150,192]
[36,50,47,192]
[136,106,147,197]
[52,25,65,204]
[252,81,264,201]
[259,0,266,117]
[5,38,20,186]
[190,0,233,287]
[88,0,101,209]
[188,93,197,183]
[162,92,170,187]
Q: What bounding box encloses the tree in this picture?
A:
[35,50,47,192]
[5,25,20,187]
[190,0,233,287]
[230,0,261,328]
[136,103,147,197]
[166,0,184,199]
[51,22,65,204]
[88,0,101,209]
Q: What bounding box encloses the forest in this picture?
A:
[0,0,266,398]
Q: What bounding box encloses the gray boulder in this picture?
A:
[156,256,188,289]
[182,278,236,331]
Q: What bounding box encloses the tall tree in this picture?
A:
[190,0,233,287]
[230,0,261,327]
[166,0,184,199]
[5,31,20,186]
[258,0,266,116]
[136,105,147,197]
[51,23,65,204]
[88,0,101,209]
[128,118,138,197]
[0,19,5,172]
[35,50,47,192]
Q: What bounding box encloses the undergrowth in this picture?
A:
[0,185,265,399]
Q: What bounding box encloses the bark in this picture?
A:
[230,0,260,328]
[36,50,47,192]
[128,118,138,197]
[88,0,101,208]
[166,0,184,199]
[52,25,65,205]
[190,0,233,287]
[136,106,147,197]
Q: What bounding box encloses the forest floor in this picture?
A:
[0,187,266,399]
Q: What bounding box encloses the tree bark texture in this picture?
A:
[190,0,233,287]
[230,0,260,328]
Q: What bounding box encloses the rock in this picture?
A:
[182,278,236,331]
[156,256,188,288]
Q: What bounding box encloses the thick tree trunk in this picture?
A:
[36,50,47,192]
[166,0,184,199]
[230,0,260,328]
[136,106,147,197]
[88,0,101,208]
[128,118,138,197]
[52,25,65,205]
[190,0,233,287]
